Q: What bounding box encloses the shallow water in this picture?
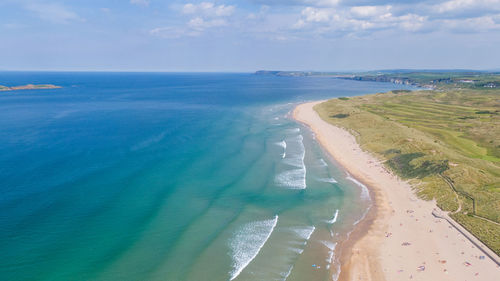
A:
[0,72,412,281]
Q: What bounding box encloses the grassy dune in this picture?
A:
[315,89,500,254]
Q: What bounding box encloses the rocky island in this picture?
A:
[0,84,61,91]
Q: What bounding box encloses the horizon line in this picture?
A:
[1,68,500,74]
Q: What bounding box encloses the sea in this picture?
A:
[0,72,411,281]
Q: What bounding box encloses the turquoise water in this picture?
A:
[0,73,410,281]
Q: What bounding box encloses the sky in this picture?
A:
[1,0,500,72]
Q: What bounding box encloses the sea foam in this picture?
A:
[286,128,300,133]
[346,174,370,201]
[275,169,306,190]
[321,240,337,265]
[326,209,339,224]
[275,140,287,159]
[292,225,315,243]
[229,215,279,281]
[276,135,306,189]
[318,177,338,184]
[280,265,294,281]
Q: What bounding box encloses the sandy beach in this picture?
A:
[294,101,500,281]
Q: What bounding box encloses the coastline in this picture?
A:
[293,101,499,281]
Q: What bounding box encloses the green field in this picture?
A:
[315,87,500,255]
[257,69,500,89]
[347,71,500,89]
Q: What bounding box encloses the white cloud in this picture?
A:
[150,26,196,38]
[350,5,392,18]
[149,0,500,40]
[150,2,234,39]
[150,17,227,39]
[301,7,332,22]
[188,17,227,31]
[247,5,269,20]
[398,14,427,31]
[151,2,236,38]
[130,0,150,7]
[435,0,500,13]
[26,3,83,24]
[182,2,235,17]
[294,5,429,35]
[304,0,340,7]
[440,14,500,31]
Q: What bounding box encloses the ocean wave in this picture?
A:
[282,135,305,168]
[346,174,370,201]
[289,247,304,254]
[321,240,337,251]
[275,169,306,190]
[276,134,306,189]
[326,209,339,224]
[275,140,287,159]
[319,158,328,167]
[318,177,337,184]
[131,131,167,151]
[353,205,372,226]
[229,215,279,281]
[321,240,337,268]
[280,265,294,281]
[286,128,300,133]
[332,263,341,281]
[292,226,315,243]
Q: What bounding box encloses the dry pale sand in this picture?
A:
[294,101,500,281]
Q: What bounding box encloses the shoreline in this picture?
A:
[293,101,499,281]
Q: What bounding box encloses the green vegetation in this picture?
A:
[391,89,413,94]
[338,97,350,100]
[330,113,350,118]
[315,87,500,255]
[386,152,449,179]
[256,69,500,89]
[348,71,500,89]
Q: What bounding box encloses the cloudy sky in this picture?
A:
[1,0,499,71]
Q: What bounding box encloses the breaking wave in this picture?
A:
[326,209,339,224]
[346,174,370,201]
[318,177,337,184]
[292,226,315,244]
[229,215,279,280]
[276,140,287,159]
[276,135,306,189]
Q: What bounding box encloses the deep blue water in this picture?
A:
[0,72,411,281]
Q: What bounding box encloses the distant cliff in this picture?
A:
[347,75,421,86]
[255,70,351,78]
[255,70,314,77]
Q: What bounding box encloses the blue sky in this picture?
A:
[1,0,499,71]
